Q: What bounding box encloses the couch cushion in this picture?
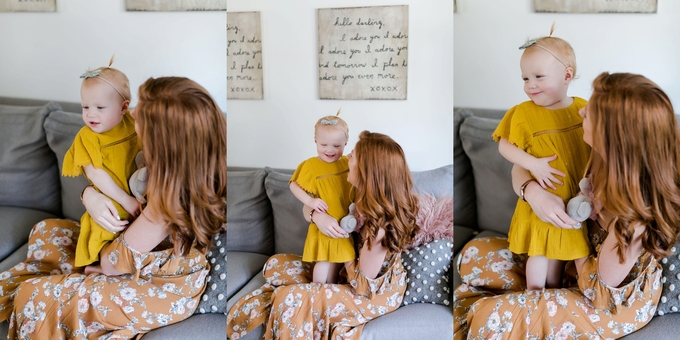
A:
[226,252,270,302]
[44,110,90,221]
[227,169,274,255]
[264,169,308,255]
[196,228,227,314]
[412,164,453,198]
[401,238,452,307]
[0,207,56,262]
[459,116,515,235]
[141,313,225,340]
[0,102,62,215]
[454,108,477,229]
[361,303,453,340]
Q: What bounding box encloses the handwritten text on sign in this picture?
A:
[227,12,263,100]
[318,5,408,100]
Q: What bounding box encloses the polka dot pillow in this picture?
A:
[400,238,452,306]
[657,243,680,315]
[195,227,227,314]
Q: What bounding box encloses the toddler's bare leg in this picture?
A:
[313,261,330,283]
[84,264,103,275]
[546,259,564,288]
[525,255,548,290]
[326,262,342,284]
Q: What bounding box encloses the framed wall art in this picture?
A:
[0,0,56,12]
[227,11,263,100]
[126,0,226,11]
[318,5,409,100]
[534,0,657,13]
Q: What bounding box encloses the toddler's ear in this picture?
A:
[564,67,575,83]
[121,100,130,113]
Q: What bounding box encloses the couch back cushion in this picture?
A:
[227,169,275,255]
[459,115,515,234]
[454,108,477,228]
[44,110,90,221]
[0,103,62,215]
[265,165,454,256]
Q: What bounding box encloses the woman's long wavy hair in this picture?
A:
[352,131,419,253]
[135,77,226,256]
[588,72,680,262]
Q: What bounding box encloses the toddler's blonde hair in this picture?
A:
[81,55,131,101]
[314,108,349,139]
[522,23,577,76]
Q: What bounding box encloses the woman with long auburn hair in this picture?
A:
[454,72,680,339]
[228,130,419,340]
[0,76,226,339]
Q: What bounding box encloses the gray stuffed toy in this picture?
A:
[128,151,147,204]
[566,178,593,228]
[339,203,357,233]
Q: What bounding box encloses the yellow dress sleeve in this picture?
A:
[62,127,103,177]
[492,103,532,152]
[289,158,318,196]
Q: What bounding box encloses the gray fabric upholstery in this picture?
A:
[459,115,515,234]
[618,313,680,339]
[226,169,274,255]
[226,252,269,301]
[401,238,452,306]
[361,304,453,340]
[454,108,477,229]
[264,168,308,255]
[411,164,454,198]
[0,243,29,273]
[43,109,89,221]
[0,102,62,215]
[141,313,226,340]
[0,207,56,263]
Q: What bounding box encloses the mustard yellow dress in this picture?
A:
[62,111,141,267]
[492,98,591,260]
[290,156,355,263]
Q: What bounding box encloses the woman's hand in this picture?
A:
[82,186,128,233]
[303,205,348,239]
[524,181,580,229]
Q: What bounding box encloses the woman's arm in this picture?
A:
[353,227,388,279]
[81,185,129,233]
[98,207,170,276]
[579,223,645,287]
[84,165,140,217]
[302,205,347,239]
[512,164,579,229]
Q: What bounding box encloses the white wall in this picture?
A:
[226,0,454,171]
[454,1,680,111]
[0,1,226,110]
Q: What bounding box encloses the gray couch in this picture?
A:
[453,107,680,339]
[0,97,225,339]
[227,165,454,340]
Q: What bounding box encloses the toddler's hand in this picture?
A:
[308,198,328,213]
[122,196,141,218]
[527,154,565,190]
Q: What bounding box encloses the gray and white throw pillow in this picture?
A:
[401,238,452,306]
[657,242,680,315]
[195,228,227,314]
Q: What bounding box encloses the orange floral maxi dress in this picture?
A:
[0,218,209,339]
[454,220,662,340]
[227,252,407,340]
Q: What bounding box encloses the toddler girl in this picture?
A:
[63,58,142,269]
[289,111,355,283]
[492,26,591,290]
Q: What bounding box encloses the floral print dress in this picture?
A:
[228,250,407,340]
[454,219,662,340]
[0,218,209,339]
